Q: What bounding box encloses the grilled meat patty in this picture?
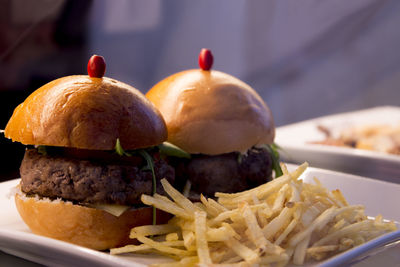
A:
[20,148,175,205]
[174,146,273,197]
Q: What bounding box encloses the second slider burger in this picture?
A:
[4,55,174,250]
[146,49,281,198]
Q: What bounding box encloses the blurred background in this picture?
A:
[1,0,400,181]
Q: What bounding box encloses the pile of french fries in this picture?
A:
[111,163,397,266]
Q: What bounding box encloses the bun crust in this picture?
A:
[15,190,170,250]
[5,75,167,150]
[146,70,275,155]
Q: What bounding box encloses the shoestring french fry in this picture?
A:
[111,163,397,266]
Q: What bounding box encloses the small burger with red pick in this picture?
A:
[4,55,177,250]
[146,49,282,199]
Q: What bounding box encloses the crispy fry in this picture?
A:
[312,220,372,247]
[110,244,151,255]
[161,179,203,214]
[206,224,238,241]
[212,203,270,223]
[208,198,229,213]
[241,202,284,255]
[112,163,397,266]
[130,224,179,239]
[331,189,349,207]
[200,195,219,218]
[136,235,193,257]
[262,206,295,240]
[182,230,196,251]
[288,162,308,180]
[223,237,259,264]
[259,253,290,265]
[216,173,292,201]
[141,195,192,220]
[274,216,299,246]
[293,235,310,265]
[166,233,179,241]
[195,211,212,264]
[272,184,289,214]
[240,203,267,249]
[280,162,289,175]
[289,205,363,247]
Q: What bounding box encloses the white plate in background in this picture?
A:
[0,165,400,267]
[276,106,400,183]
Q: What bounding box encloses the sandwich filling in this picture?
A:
[171,146,278,199]
[20,147,175,206]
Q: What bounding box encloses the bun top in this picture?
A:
[5,75,167,150]
[146,69,275,155]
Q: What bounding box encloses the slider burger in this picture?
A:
[4,55,175,250]
[146,49,281,198]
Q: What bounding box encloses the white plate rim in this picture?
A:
[0,165,400,267]
[275,106,400,182]
[276,105,400,161]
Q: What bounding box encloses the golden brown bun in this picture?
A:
[146,69,275,155]
[5,75,167,150]
[15,189,170,250]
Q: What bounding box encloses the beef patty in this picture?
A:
[174,147,273,197]
[20,148,175,205]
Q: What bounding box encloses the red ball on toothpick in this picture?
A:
[198,48,213,71]
[87,55,106,78]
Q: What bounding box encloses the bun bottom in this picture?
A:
[15,190,170,250]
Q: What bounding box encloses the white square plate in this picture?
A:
[0,165,399,267]
[275,106,400,183]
